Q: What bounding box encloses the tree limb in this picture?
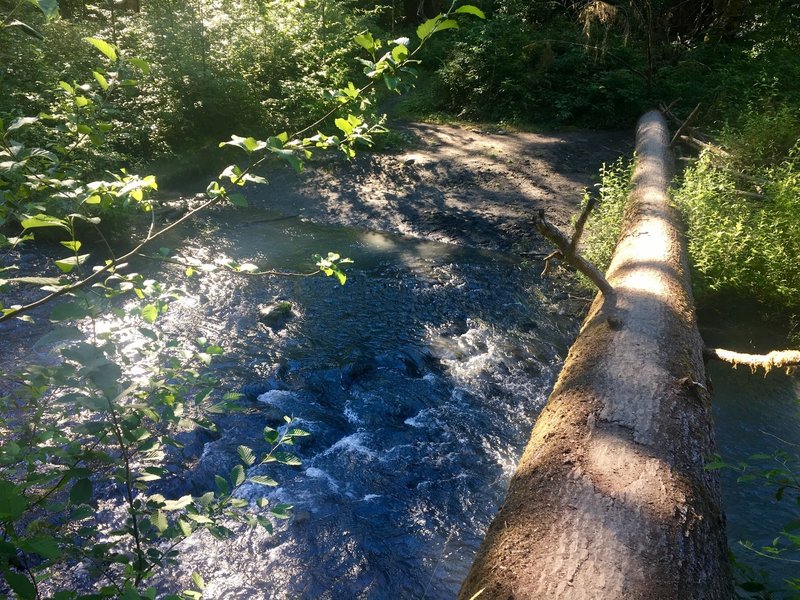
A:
[678,134,731,158]
[704,347,800,373]
[533,209,615,298]
[0,195,221,323]
[670,103,701,147]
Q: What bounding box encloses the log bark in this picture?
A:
[459,111,732,599]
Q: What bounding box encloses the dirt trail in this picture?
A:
[253,122,632,252]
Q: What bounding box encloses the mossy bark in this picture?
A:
[459,111,732,599]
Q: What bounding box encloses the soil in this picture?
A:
[245,121,633,253]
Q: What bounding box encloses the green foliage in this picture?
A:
[0,5,481,595]
[577,157,633,278]
[674,119,800,310]
[401,0,800,130]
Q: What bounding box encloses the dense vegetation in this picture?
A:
[0,2,484,597]
[1,0,799,598]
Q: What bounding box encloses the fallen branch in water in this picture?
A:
[704,347,800,374]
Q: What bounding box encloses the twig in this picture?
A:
[670,103,701,147]
[0,195,220,323]
[704,347,800,373]
[533,210,615,298]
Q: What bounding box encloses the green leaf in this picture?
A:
[69,478,93,505]
[0,479,26,520]
[391,44,409,63]
[83,37,118,62]
[417,15,457,40]
[50,301,91,322]
[21,214,70,231]
[75,96,90,108]
[152,510,168,532]
[191,572,206,591]
[248,475,278,487]
[5,571,36,600]
[127,57,150,74]
[273,451,302,466]
[454,4,486,18]
[163,495,193,511]
[55,254,90,273]
[272,148,302,173]
[26,0,59,20]
[140,304,158,324]
[186,513,213,524]
[237,446,256,466]
[270,503,293,519]
[231,464,246,487]
[219,135,266,153]
[228,193,248,207]
[60,240,82,252]
[20,535,61,559]
[215,475,230,495]
[335,118,354,136]
[58,81,75,95]
[92,71,110,91]
[354,32,375,52]
[178,518,193,537]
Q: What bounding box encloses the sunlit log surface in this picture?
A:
[459,111,732,599]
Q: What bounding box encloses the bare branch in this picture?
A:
[0,195,221,323]
[670,103,701,147]
[704,347,800,373]
[533,210,615,298]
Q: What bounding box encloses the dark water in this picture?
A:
[30,200,795,597]
[129,206,578,598]
[702,316,800,594]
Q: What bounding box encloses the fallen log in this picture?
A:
[459,111,732,599]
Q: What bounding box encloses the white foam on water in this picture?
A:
[362,494,382,501]
[322,432,377,458]
[404,408,432,428]
[343,402,362,424]
[304,467,341,492]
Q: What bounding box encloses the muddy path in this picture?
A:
[245,121,632,253]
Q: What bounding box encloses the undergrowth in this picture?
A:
[581,111,800,319]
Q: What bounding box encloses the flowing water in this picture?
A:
[14,199,798,597]
[702,315,800,593]
[133,205,579,598]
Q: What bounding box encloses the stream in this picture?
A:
[11,200,799,597]
[148,204,798,598]
[134,205,579,598]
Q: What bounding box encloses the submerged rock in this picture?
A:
[258,300,294,330]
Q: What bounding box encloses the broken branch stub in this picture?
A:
[533,210,615,298]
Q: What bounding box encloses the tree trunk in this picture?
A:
[459,111,732,599]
